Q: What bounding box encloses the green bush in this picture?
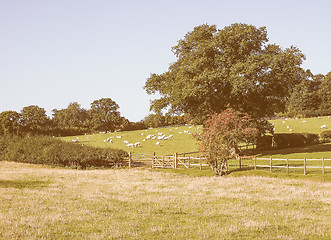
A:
[320,130,331,142]
[273,133,319,149]
[256,135,273,149]
[0,135,128,168]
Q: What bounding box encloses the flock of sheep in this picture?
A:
[100,126,197,148]
[274,116,330,132]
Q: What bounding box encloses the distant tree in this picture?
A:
[142,113,166,128]
[89,98,121,131]
[286,71,322,117]
[0,111,22,135]
[52,102,88,129]
[144,23,305,123]
[196,109,262,176]
[318,71,331,114]
[21,105,49,132]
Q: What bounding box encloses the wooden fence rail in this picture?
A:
[126,152,330,175]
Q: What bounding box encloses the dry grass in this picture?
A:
[0,161,330,239]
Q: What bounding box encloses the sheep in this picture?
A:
[134,142,140,147]
[126,143,134,148]
[72,139,79,143]
[302,120,306,123]
[320,125,327,129]
[116,136,122,138]
[124,140,129,144]
[289,129,293,132]
[156,142,160,146]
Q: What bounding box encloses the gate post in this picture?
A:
[174,153,178,169]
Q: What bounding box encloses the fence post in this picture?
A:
[270,157,272,172]
[129,152,132,168]
[286,158,289,174]
[254,157,256,170]
[199,157,202,170]
[239,157,242,169]
[152,152,155,169]
[174,153,178,169]
[188,157,190,168]
[304,157,306,175]
[322,158,325,174]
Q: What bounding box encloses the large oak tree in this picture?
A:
[144,23,305,123]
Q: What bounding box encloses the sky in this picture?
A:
[1,0,330,122]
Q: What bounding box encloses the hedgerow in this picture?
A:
[320,130,331,142]
[273,133,319,149]
[0,135,128,169]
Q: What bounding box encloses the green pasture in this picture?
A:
[270,116,331,134]
[62,125,202,156]
[0,161,330,239]
[62,116,331,159]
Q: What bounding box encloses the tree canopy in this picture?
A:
[144,23,306,123]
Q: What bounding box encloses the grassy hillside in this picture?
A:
[62,116,331,158]
[270,116,331,134]
[0,161,330,239]
[62,125,202,156]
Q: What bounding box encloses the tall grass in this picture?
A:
[0,161,330,239]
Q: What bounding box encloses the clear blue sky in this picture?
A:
[1,0,330,122]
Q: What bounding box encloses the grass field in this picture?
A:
[269,116,331,134]
[62,125,202,156]
[61,116,331,159]
[0,161,330,239]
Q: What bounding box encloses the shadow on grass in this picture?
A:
[0,179,50,189]
[243,143,331,157]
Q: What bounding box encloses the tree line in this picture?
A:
[0,98,128,136]
[0,98,192,136]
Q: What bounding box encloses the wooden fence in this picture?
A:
[125,152,330,175]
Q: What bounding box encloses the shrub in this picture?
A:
[273,133,319,149]
[256,135,273,149]
[320,130,331,142]
[0,135,128,168]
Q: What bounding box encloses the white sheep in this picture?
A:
[320,125,327,129]
[126,143,134,148]
[72,139,79,143]
[134,142,140,147]
[156,142,160,146]
[124,140,129,144]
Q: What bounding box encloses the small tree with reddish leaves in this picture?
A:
[196,108,260,176]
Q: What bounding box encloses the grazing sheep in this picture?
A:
[124,140,129,144]
[134,142,140,147]
[126,143,134,148]
[72,139,79,143]
[320,125,327,129]
[156,142,160,146]
[289,129,293,132]
[117,136,122,138]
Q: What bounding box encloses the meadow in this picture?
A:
[62,116,331,159]
[1,116,331,239]
[0,161,330,239]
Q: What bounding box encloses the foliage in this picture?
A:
[52,102,88,129]
[21,105,49,132]
[196,108,260,175]
[318,72,331,114]
[0,135,128,168]
[88,98,122,131]
[320,130,331,142]
[145,23,305,123]
[273,133,319,149]
[0,111,22,135]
